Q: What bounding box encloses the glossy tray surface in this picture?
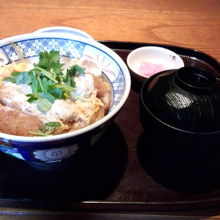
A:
[0,41,220,212]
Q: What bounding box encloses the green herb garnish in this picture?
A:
[3,51,85,112]
[29,121,61,136]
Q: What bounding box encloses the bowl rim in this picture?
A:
[127,46,184,79]
[0,32,131,142]
[33,26,94,40]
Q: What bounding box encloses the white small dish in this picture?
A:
[127,46,184,82]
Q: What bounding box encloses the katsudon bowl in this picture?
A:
[0,31,131,163]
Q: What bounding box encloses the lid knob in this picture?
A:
[175,67,217,94]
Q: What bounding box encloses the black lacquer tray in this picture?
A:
[0,41,220,215]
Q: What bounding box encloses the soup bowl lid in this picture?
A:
[141,66,220,133]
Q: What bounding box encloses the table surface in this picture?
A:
[1,0,220,62]
[1,0,220,219]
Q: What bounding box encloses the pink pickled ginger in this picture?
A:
[138,61,164,77]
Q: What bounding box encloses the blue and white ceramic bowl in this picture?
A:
[0,29,131,163]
